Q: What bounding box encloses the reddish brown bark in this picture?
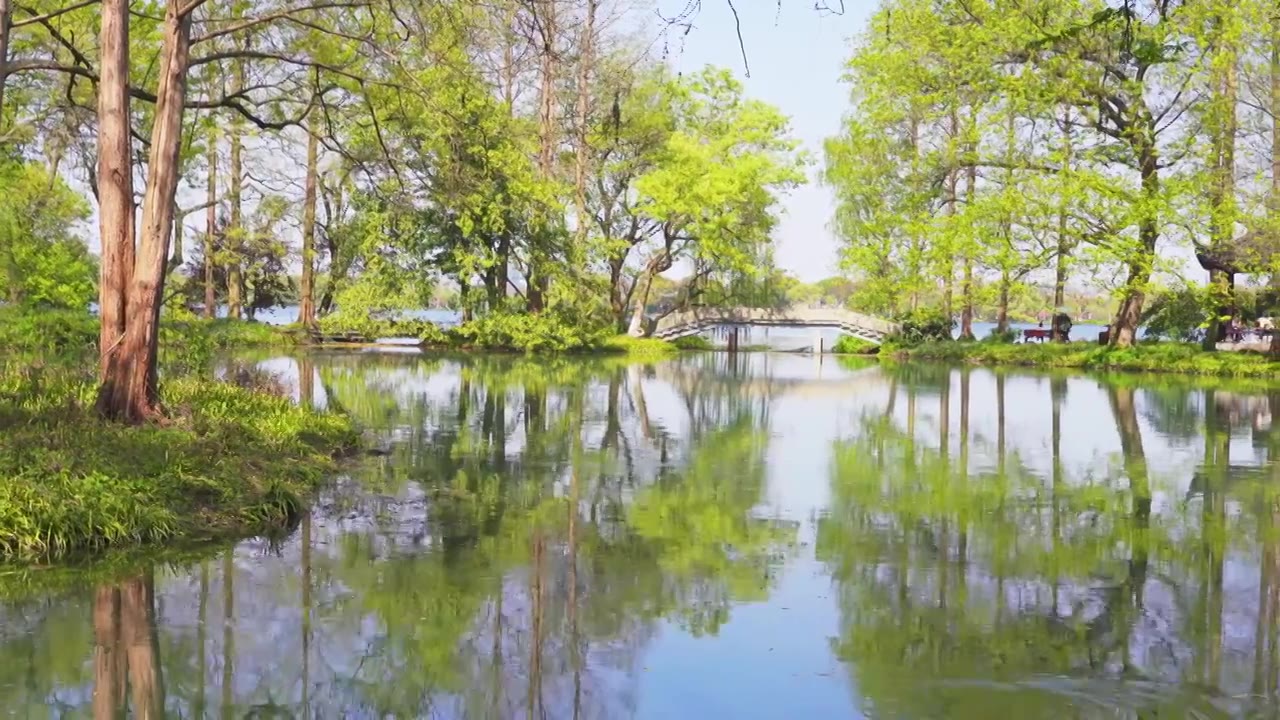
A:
[121,574,165,719]
[92,586,123,720]
[96,0,134,381]
[96,0,195,422]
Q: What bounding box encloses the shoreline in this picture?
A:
[881,340,1280,379]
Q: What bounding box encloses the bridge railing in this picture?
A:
[651,306,900,341]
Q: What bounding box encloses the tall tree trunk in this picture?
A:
[1204,12,1239,351]
[226,54,246,320]
[0,0,11,128]
[573,0,598,249]
[298,117,319,326]
[960,163,976,340]
[1110,117,1160,348]
[627,270,654,337]
[996,108,1014,336]
[907,115,921,312]
[204,127,217,318]
[942,111,958,324]
[996,271,1010,334]
[628,250,673,337]
[528,0,559,313]
[97,0,193,422]
[96,0,134,382]
[1054,110,1073,317]
[317,181,345,316]
[608,255,626,330]
[1270,22,1280,356]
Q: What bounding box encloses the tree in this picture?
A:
[0,159,94,308]
[826,0,1258,348]
[584,67,804,335]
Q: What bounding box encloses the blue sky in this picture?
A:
[658,0,876,282]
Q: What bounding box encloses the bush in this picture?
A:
[831,335,877,354]
[983,327,1020,344]
[673,334,715,351]
[1142,286,1208,342]
[890,307,955,346]
[316,312,450,345]
[0,306,97,355]
[450,313,611,353]
[600,335,679,357]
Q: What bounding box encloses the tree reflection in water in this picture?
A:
[5,356,1280,717]
[819,367,1280,719]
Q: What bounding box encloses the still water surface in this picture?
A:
[5,352,1280,718]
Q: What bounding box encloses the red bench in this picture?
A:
[1023,328,1052,343]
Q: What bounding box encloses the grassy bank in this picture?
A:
[0,363,358,560]
[892,340,1280,378]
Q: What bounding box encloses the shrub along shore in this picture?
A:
[888,339,1280,378]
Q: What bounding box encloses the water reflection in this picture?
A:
[6,356,1280,717]
[819,368,1280,719]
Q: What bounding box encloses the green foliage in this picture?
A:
[0,306,97,355]
[673,334,715,351]
[450,313,611,353]
[890,308,955,346]
[316,312,449,345]
[831,335,877,354]
[591,65,807,327]
[0,364,357,560]
[897,340,1280,377]
[982,327,1020,344]
[1141,285,1209,342]
[0,161,95,309]
[600,335,678,357]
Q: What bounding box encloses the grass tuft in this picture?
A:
[0,363,357,562]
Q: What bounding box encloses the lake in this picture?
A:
[2,351,1276,718]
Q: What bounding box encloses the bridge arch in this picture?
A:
[651,307,900,345]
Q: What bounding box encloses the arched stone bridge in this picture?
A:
[652,307,899,344]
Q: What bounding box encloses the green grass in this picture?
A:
[672,335,715,351]
[893,340,1280,378]
[601,334,680,357]
[831,335,878,355]
[0,363,358,561]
